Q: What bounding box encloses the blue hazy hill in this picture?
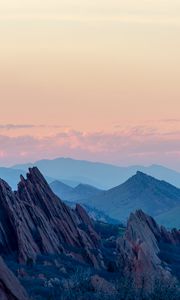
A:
[12,157,180,189]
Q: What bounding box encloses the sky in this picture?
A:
[0,1,180,169]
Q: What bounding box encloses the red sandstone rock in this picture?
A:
[0,167,102,267]
[117,210,179,290]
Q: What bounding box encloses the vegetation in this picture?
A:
[5,253,180,300]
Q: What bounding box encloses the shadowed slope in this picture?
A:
[87,172,180,226]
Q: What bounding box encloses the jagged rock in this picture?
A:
[0,167,102,267]
[75,204,94,227]
[117,210,180,290]
[0,256,29,300]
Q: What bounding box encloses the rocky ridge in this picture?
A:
[0,167,103,268]
[117,210,180,290]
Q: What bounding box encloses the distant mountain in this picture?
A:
[50,181,119,223]
[12,157,180,189]
[50,180,103,203]
[4,158,180,228]
[0,167,26,190]
[52,172,180,228]
[86,171,180,227]
[50,180,74,199]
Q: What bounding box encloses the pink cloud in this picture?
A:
[0,125,180,170]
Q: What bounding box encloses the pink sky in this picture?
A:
[0,1,180,168]
[0,120,180,170]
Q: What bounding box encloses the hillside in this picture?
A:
[86,171,180,226]
[50,180,103,202]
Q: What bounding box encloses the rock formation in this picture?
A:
[117,210,180,291]
[0,167,102,267]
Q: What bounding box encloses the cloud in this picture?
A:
[0,125,180,169]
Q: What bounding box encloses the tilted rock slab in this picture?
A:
[0,167,103,268]
[117,210,180,291]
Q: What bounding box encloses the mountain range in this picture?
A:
[85,171,180,221]
[50,181,120,223]
[12,157,180,189]
[50,180,103,202]
[49,171,180,228]
[3,158,180,228]
[0,167,179,300]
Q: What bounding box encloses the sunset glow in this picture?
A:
[0,1,180,168]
